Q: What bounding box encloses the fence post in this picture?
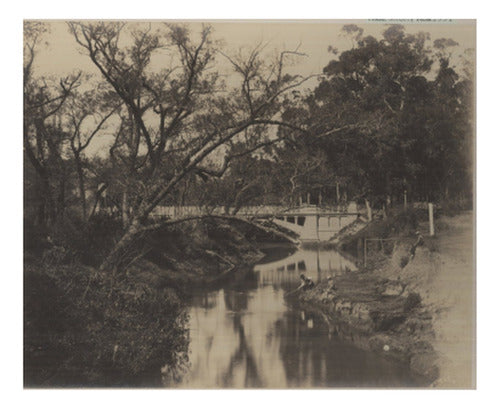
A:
[316,214,320,240]
[429,202,435,236]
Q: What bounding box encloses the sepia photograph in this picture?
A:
[23,18,476,389]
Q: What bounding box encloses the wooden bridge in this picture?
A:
[151,203,364,241]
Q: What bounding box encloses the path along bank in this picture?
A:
[295,209,475,388]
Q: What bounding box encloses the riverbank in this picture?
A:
[24,217,296,387]
[296,209,475,388]
[424,212,475,388]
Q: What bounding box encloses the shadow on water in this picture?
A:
[172,246,422,388]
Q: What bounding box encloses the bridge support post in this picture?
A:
[365,199,372,222]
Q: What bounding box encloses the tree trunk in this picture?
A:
[55,171,67,220]
[121,190,129,228]
[37,174,53,228]
[99,219,142,272]
[25,140,52,227]
[74,152,87,220]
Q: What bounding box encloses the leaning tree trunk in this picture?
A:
[99,218,143,272]
[99,171,188,271]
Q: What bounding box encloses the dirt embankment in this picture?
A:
[298,272,438,384]
[421,212,475,388]
[297,210,475,388]
[24,217,295,387]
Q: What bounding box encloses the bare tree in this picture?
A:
[68,22,315,270]
[24,22,82,227]
[65,88,120,219]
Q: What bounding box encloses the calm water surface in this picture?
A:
[175,246,421,388]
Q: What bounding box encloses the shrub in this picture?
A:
[24,263,189,387]
[32,214,124,267]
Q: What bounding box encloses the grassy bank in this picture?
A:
[24,217,295,387]
[296,208,474,387]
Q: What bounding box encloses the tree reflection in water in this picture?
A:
[176,247,420,388]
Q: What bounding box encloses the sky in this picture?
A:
[28,20,475,156]
[32,19,475,80]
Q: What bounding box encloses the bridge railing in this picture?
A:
[149,203,365,219]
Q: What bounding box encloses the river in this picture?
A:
[172,245,421,388]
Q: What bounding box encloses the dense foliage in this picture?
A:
[273,25,473,207]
